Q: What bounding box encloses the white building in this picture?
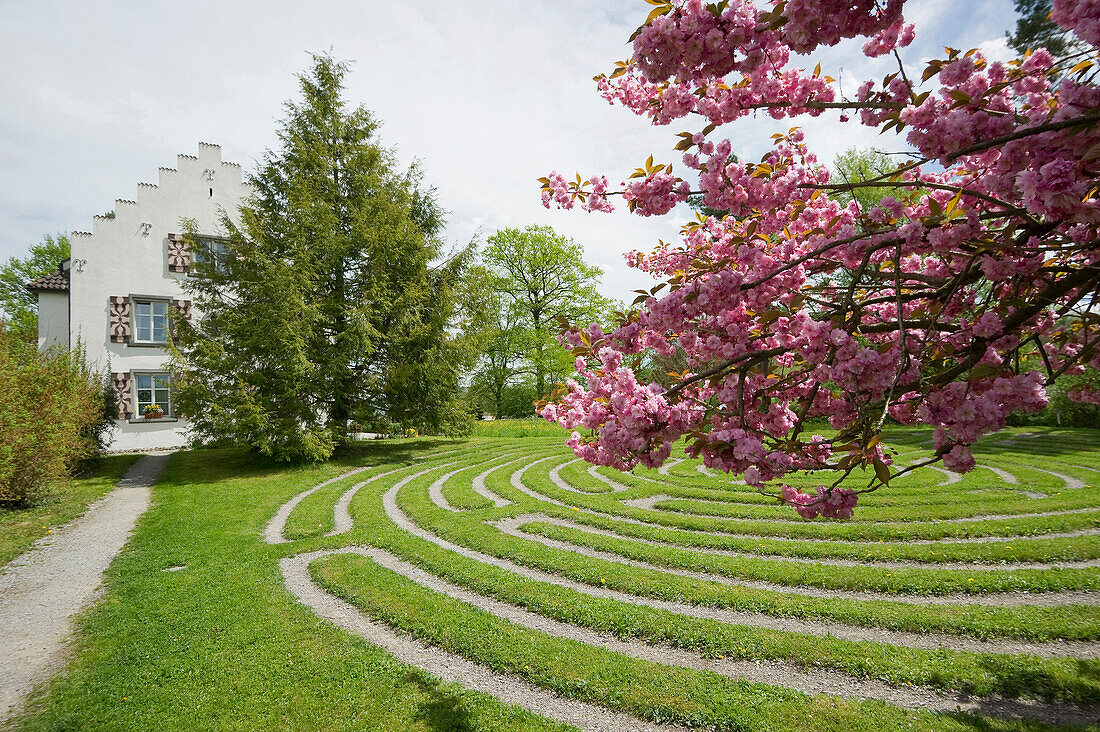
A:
[28,143,250,451]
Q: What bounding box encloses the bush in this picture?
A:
[0,326,104,506]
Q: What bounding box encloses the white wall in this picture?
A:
[68,143,250,452]
[36,290,68,352]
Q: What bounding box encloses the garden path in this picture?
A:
[0,453,168,723]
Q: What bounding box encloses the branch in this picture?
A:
[666,346,787,397]
[800,180,1031,216]
[943,112,1100,163]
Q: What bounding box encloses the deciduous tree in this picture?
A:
[0,234,69,343]
[539,0,1100,518]
[482,225,611,404]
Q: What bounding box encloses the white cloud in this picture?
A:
[0,0,1020,303]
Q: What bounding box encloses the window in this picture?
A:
[134,373,172,418]
[133,300,170,343]
[191,237,231,274]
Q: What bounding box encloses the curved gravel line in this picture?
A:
[623,494,1100,526]
[512,462,1100,541]
[327,463,456,537]
[427,467,476,513]
[1031,467,1087,491]
[514,462,1100,545]
[328,466,421,536]
[490,515,1100,608]
[381,474,1097,658]
[506,513,1100,571]
[472,458,521,508]
[657,458,683,476]
[303,546,1100,724]
[264,466,370,544]
[926,465,963,486]
[585,466,632,492]
[980,464,1019,485]
[428,452,529,513]
[547,459,588,494]
[280,549,686,732]
[0,453,168,723]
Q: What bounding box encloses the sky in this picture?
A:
[0,0,1019,303]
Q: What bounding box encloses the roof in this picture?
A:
[26,267,69,293]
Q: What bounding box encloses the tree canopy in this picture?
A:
[470,225,611,417]
[538,0,1100,518]
[0,234,69,344]
[172,54,468,460]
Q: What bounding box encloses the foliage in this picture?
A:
[172,55,466,460]
[0,234,69,344]
[475,225,612,414]
[539,0,1100,518]
[0,454,137,567]
[379,243,479,437]
[0,326,103,507]
[830,148,901,219]
[1007,0,1082,57]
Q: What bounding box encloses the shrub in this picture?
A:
[0,325,103,506]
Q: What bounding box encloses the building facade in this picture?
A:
[28,143,250,451]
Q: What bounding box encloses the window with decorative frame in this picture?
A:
[190,236,231,275]
[133,372,173,419]
[133,299,170,344]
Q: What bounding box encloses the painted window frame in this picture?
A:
[130,296,172,345]
[131,371,174,420]
[189,236,232,276]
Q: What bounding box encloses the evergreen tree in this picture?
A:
[172,55,459,460]
[1007,0,1080,57]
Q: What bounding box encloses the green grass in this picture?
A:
[393,459,1100,641]
[469,419,571,439]
[0,454,141,568]
[11,429,1100,731]
[316,552,1076,732]
[320,465,1100,705]
[10,446,568,732]
[519,519,1100,594]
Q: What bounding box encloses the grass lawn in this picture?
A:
[9,441,566,732]
[8,428,1099,731]
[0,454,141,568]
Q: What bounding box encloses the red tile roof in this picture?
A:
[26,268,69,292]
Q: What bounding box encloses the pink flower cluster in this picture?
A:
[623,171,690,216]
[1052,0,1100,46]
[539,0,1100,518]
[781,485,858,519]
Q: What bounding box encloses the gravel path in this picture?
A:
[273,460,688,732]
[300,545,1100,725]
[535,463,1100,545]
[264,466,370,544]
[280,549,690,732]
[623,494,1100,526]
[0,453,168,723]
[383,476,1097,658]
[489,511,1099,608]
[269,448,1100,729]
[501,513,1100,572]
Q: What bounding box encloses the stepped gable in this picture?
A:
[26,266,69,292]
[72,143,247,234]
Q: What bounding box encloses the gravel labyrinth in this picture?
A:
[267,432,1100,730]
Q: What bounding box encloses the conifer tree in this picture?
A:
[172,54,459,460]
